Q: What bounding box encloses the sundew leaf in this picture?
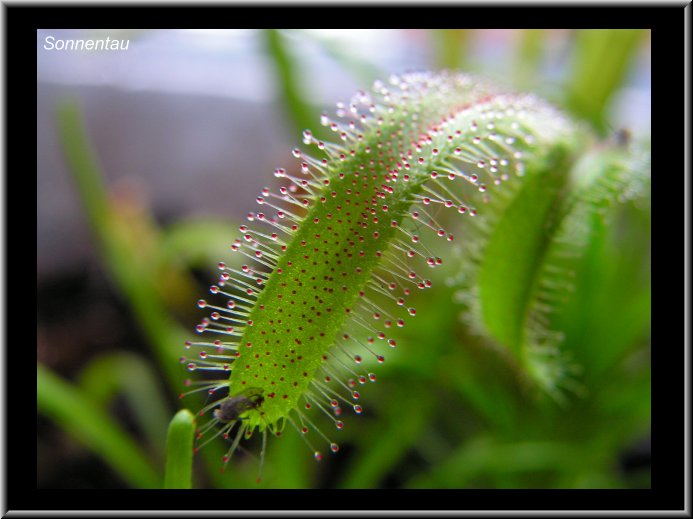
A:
[476,145,574,356]
[523,137,651,392]
[452,129,649,399]
[181,71,587,468]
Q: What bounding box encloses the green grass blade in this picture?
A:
[164,410,195,489]
[37,363,160,488]
[296,29,382,85]
[55,100,189,392]
[53,104,111,233]
[264,29,316,138]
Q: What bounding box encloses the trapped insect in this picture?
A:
[213,388,265,423]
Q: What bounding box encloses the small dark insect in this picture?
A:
[614,128,632,148]
[213,388,264,423]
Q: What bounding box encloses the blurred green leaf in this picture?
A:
[407,437,578,488]
[264,428,313,488]
[564,29,646,133]
[37,363,160,488]
[164,410,195,489]
[160,218,241,271]
[340,385,435,488]
[513,29,546,89]
[431,29,472,71]
[441,344,522,435]
[79,352,171,460]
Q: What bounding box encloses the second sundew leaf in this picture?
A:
[471,136,648,397]
[476,146,574,357]
[182,72,586,466]
[520,137,651,394]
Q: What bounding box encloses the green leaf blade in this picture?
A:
[37,364,160,489]
[164,410,195,489]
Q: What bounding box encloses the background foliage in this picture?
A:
[37,29,651,490]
